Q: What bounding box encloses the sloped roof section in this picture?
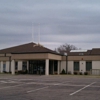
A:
[90,48,100,55]
[0,42,58,54]
[68,48,100,56]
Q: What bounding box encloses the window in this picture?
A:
[86,62,92,71]
[79,53,84,55]
[22,61,27,70]
[15,62,18,70]
[3,62,6,72]
[54,61,58,71]
[74,62,79,71]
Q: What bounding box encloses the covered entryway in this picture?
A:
[49,60,60,75]
[29,60,45,75]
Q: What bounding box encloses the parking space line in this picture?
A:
[27,81,70,93]
[70,82,96,96]
[0,83,27,90]
[27,86,49,93]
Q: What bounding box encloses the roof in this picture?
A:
[70,50,87,52]
[68,48,100,56]
[0,42,59,55]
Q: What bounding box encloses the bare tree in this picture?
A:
[55,43,79,55]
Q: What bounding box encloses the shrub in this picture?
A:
[84,72,88,75]
[61,69,66,74]
[3,71,7,73]
[16,70,27,74]
[74,72,78,75]
[79,72,82,75]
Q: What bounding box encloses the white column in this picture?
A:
[58,61,60,75]
[6,61,9,72]
[80,61,86,74]
[18,61,22,70]
[11,60,15,75]
[1,61,3,73]
[45,59,49,75]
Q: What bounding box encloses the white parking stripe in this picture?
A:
[27,86,49,93]
[70,82,96,96]
[27,81,70,93]
[0,84,26,90]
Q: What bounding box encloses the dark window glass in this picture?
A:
[3,62,6,72]
[54,61,58,71]
[22,62,27,70]
[86,62,92,71]
[15,62,18,70]
[74,62,79,71]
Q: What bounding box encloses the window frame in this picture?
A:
[22,61,27,71]
[74,61,79,71]
[86,61,92,71]
[15,61,18,70]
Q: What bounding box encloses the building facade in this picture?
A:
[0,42,67,75]
[67,49,100,75]
[0,42,100,75]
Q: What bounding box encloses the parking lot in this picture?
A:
[0,75,100,100]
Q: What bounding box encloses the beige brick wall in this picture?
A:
[61,61,66,73]
[68,61,73,74]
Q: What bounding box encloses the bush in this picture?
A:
[3,71,7,73]
[61,69,66,74]
[16,70,27,74]
[84,72,88,75]
[79,72,82,75]
[74,72,78,75]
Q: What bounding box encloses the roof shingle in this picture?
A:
[0,42,58,54]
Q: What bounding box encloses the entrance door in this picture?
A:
[29,60,45,75]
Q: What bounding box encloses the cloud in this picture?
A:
[0,0,100,50]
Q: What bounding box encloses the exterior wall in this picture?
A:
[0,62,1,72]
[11,60,15,74]
[1,61,3,73]
[6,61,9,72]
[68,61,73,74]
[68,56,100,61]
[92,61,100,75]
[80,61,86,74]
[58,61,61,74]
[68,61,87,74]
[48,54,62,60]
[92,61,100,69]
[61,61,66,73]
[18,61,22,70]
[62,56,66,61]
[12,54,48,60]
[0,54,5,56]
[12,53,63,61]
[0,57,9,61]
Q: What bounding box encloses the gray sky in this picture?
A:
[0,0,100,50]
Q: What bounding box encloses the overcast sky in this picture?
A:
[0,0,100,50]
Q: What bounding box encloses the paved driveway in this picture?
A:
[0,75,100,100]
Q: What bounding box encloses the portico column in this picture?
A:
[58,61,60,75]
[11,60,15,75]
[1,61,3,73]
[45,59,49,75]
